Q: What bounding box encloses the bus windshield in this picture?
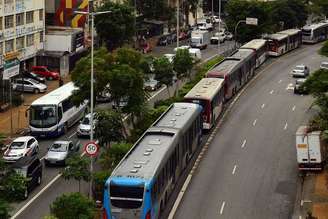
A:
[30,105,57,128]
[302,29,312,36]
[110,183,144,209]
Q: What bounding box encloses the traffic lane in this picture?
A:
[174,44,323,218]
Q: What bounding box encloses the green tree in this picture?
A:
[95,2,135,50]
[0,199,11,219]
[0,171,28,201]
[302,69,328,96]
[173,49,193,79]
[99,142,132,170]
[153,57,174,97]
[43,215,58,219]
[92,170,112,202]
[61,155,91,193]
[95,109,124,147]
[50,193,95,219]
[320,40,328,57]
[311,0,328,17]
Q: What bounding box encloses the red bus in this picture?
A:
[184,78,225,130]
[240,39,268,68]
[265,29,301,56]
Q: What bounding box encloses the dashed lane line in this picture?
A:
[253,119,257,126]
[241,139,246,148]
[219,201,226,215]
[232,165,237,175]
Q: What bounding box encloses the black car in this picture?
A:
[12,156,42,199]
[23,71,46,83]
[294,79,308,94]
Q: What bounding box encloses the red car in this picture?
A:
[31,66,60,80]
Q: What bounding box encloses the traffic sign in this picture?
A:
[84,141,99,157]
[246,17,258,26]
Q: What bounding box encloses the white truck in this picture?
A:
[296,126,328,171]
[190,30,210,50]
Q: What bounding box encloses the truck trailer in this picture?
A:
[190,30,210,50]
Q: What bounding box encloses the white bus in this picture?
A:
[28,82,87,138]
[240,39,268,68]
[302,22,328,43]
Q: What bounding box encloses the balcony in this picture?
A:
[3,3,15,14]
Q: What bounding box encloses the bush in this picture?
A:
[92,170,112,202]
[320,40,328,57]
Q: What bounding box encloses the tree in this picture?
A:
[153,57,175,97]
[310,0,328,17]
[0,171,28,201]
[95,109,124,147]
[92,170,112,202]
[61,155,91,193]
[302,69,328,96]
[320,40,328,57]
[95,2,135,50]
[50,193,95,219]
[99,142,132,170]
[0,199,11,219]
[43,215,58,219]
[173,49,193,79]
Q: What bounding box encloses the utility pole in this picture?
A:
[177,0,179,48]
[218,0,221,55]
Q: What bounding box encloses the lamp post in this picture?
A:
[177,0,179,48]
[217,0,221,55]
[75,2,111,199]
[234,20,246,49]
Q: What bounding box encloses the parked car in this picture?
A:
[144,79,161,91]
[22,71,46,83]
[12,156,42,199]
[44,140,80,166]
[3,136,39,163]
[174,45,191,52]
[292,64,310,77]
[320,61,328,70]
[77,113,97,138]
[158,34,171,46]
[31,66,60,80]
[211,15,222,24]
[12,78,47,94]
[211,31,225,44]
[225,32,233,41]
[294,78,308,94]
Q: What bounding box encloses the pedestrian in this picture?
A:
[59,76,64,87]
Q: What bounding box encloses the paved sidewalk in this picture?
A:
[0,76,71,138]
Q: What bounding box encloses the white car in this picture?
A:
[211,16,222,23]
[211,32,225,44]
[225,32,233,41]
[292,64,310,78]
[163,54,175,63]
[12,78,47,94]
[320,61,328,70]
[77,113,97,138]
[174,45,190,52]
[3,136,39,162]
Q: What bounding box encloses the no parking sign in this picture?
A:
[84,141,99,157]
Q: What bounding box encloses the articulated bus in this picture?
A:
[103,103,202,219]
[28,82,87,137]
[229,48,256,80]
[278,29,302,51]
[184,78,224,130]
[240,39,268,68]
[302,22,328,43]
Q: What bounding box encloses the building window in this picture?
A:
[27,34,34,46]
[5,40,14,53]
[39,9,43,21]
[4,0,13,4]
[5,15,14,29]
[26,11,34,24]
[16,36,25,50]
[40,31,44,43]
[0,17,2,30]
[0,42,3,54]
[16,13,24,26]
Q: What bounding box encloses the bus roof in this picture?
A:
[152,102,202,131]
[184,78,224,100]
[278,28,301,36]
[31,82,76,106]
[111,127,180,180]
[240,39,267,51]
[206,58,243,77]
[229,48,255,60]
[265,33,288,41]
[302,22,328,31]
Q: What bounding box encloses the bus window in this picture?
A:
[58,106,63,121]
[110,183,144,209]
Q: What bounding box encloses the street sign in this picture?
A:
[246,17,258,26]
[84,141,99,157]
[3,58,20,80]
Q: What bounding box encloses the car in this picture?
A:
[174,45,191,52]
[144,79,161,91]
[320,61,328,70]
[292,65,310,78]
[44,141,80,166]
[211,31,225,44]
[163,54,175,63]
[77,113,97,138]
[31,66,60,80]
[12,156,42,199]
[225,32,233,41]
[157,34,171,46]
[3,136,39,163]
[22,71,46,83]
[12,78,47,94]
[294,78,308,94]
[211,15,222,24]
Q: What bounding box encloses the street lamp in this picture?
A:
[177,0,179,48]
[217,0,221,55]
[234,20,246,49]
[75,3,111,199]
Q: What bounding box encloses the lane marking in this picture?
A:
[253,119,257,126]
[261,103,265,109]
[278,79,282,83]
[284,122,288,130]
[232,165,237,175]
[219,201,226,215]
[241,139,246,148]
[270,90,274,94]
[68,132,76,139]
[292,105,296,111]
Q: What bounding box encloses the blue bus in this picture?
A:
[103,103,203,219]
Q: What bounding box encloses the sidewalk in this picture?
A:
[0,76,71,138]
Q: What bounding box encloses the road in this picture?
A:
[173,43,325,219]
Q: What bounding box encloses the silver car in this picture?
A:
[44,141,79,166]
[320,61,328,70]
[77,113,97,137]
[292,65,310,78]
[12,78,47,93]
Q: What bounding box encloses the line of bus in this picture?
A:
[240,39,268,68]
[302,22,328,43]
[103,102,203,219]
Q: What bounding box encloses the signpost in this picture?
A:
[246,17,258,26]
[3,58,20,80]
[84,141,99,157]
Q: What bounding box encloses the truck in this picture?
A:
[190,30,210,50]
[296,126,328,171]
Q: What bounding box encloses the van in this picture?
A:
[188,48,202,62]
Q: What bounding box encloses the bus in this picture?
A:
[28,82,87,137]
[229,48,256,80]
[302,22,328,43]
[240,39,268,68]
[278,29,302,51]
[184,78,224,130]
[103,103,203,219]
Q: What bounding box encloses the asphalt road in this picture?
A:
[173,43,325,219]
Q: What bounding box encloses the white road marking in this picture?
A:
[270,90,274,94]
[232,165,237,175]
[219,201,226,215]
[261,103,265,109]
[253,119,257,126]
[241,139,246,148]
[278,79,282,83]
[284,122,288,130]
[292,105,296,111]
[68,132,76,139]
